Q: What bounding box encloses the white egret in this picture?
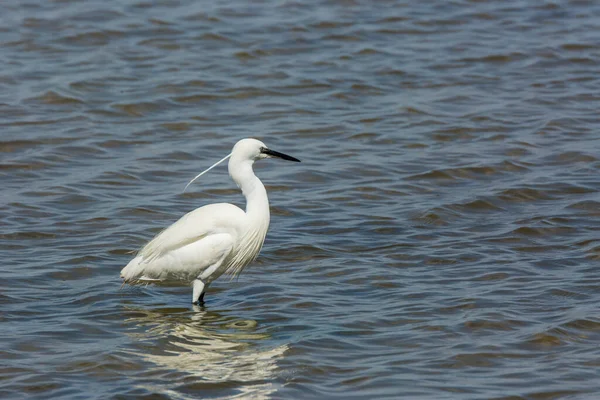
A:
[120,138,300,304]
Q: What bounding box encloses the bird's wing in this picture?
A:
[121,203,246,283]
[131,232,235,283]
[138,203,245,263]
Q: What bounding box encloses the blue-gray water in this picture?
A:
[2,0,600,399]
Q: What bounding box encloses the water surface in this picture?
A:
[2,0,600,398]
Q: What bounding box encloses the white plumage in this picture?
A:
[120,138,300,304]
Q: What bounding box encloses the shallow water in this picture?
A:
[2,0,600,398]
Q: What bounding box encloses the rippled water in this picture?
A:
[2,0,600,398]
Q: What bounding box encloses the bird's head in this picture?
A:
[183,138,300,192]
[233,138,300,162]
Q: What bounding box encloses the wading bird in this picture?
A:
[120,138,300,304]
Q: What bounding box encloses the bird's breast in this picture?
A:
[223,217,269,277]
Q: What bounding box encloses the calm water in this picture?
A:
[2,0,600,398]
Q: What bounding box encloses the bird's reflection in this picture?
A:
[122,304,288,399]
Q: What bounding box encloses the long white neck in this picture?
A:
[223,154,271,278]
[228,156,270,226]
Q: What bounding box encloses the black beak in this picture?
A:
[261,147,301,162]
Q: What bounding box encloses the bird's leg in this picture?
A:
[192,279,206,305]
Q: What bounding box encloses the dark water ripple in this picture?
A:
[2,0,600,399]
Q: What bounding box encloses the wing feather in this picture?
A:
[121,203,246,284]
[139,203,244,261]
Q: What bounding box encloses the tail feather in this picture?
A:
[120,256,173,286]
[120,256,146,284]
